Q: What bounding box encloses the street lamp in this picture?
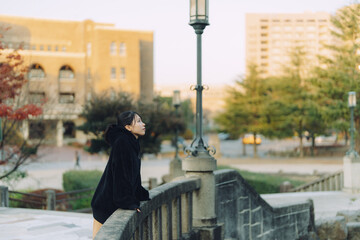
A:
[347,91,358,156]
[188,0,210,156]
[182,0,220,233]
[173,90,181,160]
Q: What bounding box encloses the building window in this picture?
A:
[29,64,45,79]
[62,46,66,52]
[47,45,52,51]
[29,92,45,104]
[63,121,76,138]
[59,92,75,103]
[87,42,92,56]
[39,45,44,51]
[87,92,92,101]
[23,43,30,50]
[119,42,126,56]
[55,46,59,51]
[59,65,75,79]
[111,67,116,79]
[31,45,36,50]
[110,42,116,55]
[29,121,45,139]
[8,42,13,49]
[120,67,126,80]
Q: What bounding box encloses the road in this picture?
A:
[0,137,345,191]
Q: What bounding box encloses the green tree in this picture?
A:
[78,92,186,155]
[314,3,360,150]
[215,64,269,157]
[277,46,325,157]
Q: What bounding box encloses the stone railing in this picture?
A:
[215,169,316,240]
[95,177,201,240]
[96,169,315,240]
[291,170,344,192]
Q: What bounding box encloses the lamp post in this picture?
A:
[344,91,360,193]
[347,91,358,156]
[183,1,221,237]
[173,90,181,160]
[188,0,209,155]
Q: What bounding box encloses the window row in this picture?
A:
[1,42,67,52]
[110,67,126,80]
[29,91,76,104]
[260,19,327,23]
[109,42,127,56]
[29,120,76,139]
[28,64,75,79]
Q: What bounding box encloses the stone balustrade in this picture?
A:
[96,169,315,240]
[291,170,344,192]
[215,169,315,240]
[94,177,201,240]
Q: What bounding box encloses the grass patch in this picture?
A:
[217,165,308,194]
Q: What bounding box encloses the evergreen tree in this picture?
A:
[314,3,360,150]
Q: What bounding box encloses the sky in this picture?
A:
[0,0,350,89]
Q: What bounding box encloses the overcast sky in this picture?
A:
[0,0,349,88]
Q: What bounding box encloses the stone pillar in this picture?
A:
[0,186,9,207]
[56,120,63,147]
[45,190,56,210]
[21,120,29,140]
[183,151,223,239]
[343,153,360,193]
[164,156,184,182]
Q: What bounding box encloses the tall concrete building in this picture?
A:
[246,12,334,77]
[0,15,154,146]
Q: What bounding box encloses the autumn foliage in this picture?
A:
[0,39,43,120]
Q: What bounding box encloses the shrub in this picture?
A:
[62,170,103,210]
[217,165,305,194]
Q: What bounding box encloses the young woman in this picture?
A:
[91,111,150,239]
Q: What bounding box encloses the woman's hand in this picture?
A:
[135,208,141,213]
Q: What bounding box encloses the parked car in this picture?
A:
[315,135,337,144]
[242,134,262,145]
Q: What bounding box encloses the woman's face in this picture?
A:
[126,114,146,138]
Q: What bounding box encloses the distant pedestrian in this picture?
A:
[74,151,81,169]
[91,111,150,239]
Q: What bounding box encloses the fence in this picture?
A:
[0,177,158,212]
[0,186,94,212]
[291,170,344,192]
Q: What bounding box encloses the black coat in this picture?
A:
[91,125,150,224]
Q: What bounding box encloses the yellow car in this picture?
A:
[242,134,262,145]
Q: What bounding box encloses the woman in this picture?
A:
[91,111,150,239]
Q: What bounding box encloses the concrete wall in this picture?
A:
[215,169,316,240]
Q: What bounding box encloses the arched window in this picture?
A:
[110,42,116,55]
[59,65,75,79]
[29,64,45,79]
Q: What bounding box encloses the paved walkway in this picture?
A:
[0,146,354,240]
[263,191,360,221]
[0,207,92,240]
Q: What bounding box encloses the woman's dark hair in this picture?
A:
[116,111,140,128]
[104,111,140,143]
